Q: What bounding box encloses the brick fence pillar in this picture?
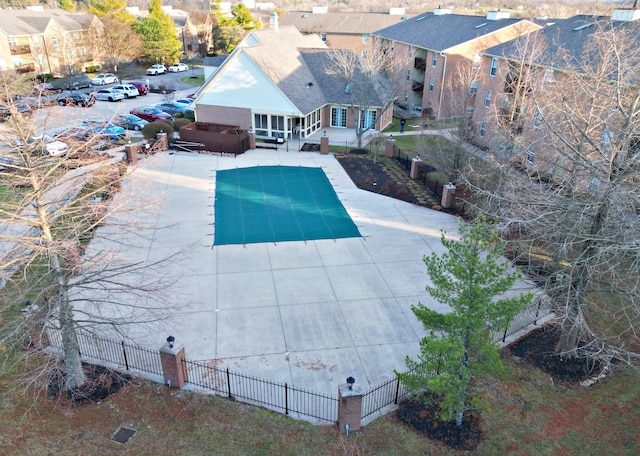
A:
[385,138,396,157]
[337,381,363,433]
[320,136,329,155]
[410,156,422,179]
[249,131,256,150]
[124,145,138,164]
[160,339,187,388]
[156,132,169,151]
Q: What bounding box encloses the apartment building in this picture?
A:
[0,6,102,76]
[372,8,540,120]
[279,6,412,54]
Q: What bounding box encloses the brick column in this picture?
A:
[156,132,169,151]
[249,132,256,150]
[160,340,187,388]
[385,138,396,157]
[124,145,138,164]
[337,381,363,433]
[441,183,457,208]
[320,136,329,155]
[410,156,422,179]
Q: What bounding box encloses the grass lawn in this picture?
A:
[179,74,204,86]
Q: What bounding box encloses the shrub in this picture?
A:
[142,121,174,141]
[36,73,53,82]
[173,118,192,131]
[84,65,101,73]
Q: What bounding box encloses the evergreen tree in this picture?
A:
[59,0,76,13]
[397,216,532,426]
[133,0,182,64]
[86,0,135,23]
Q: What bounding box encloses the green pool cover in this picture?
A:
[214,166,361,245]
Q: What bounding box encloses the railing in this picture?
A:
[14,63,36,74]
[183,359,338,423]
[10,44,31,55]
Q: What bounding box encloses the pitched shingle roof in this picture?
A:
[0,8,94,37]
[279,11,412,34]
[373,11,525,51]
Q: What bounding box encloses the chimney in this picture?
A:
[389,7,405,15]
[270,11,279,31]
[434,7,452,16]
[486,10,511,20]
[611,8,640,21]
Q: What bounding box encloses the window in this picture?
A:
[361,110,377,129]
[404,91,408,103]
[254,113,268,136]
[526,145,535,164]
[432,53,437,67]
[362,49,368,57]
[483,90,492,108]
[429,77,435,92]
[271,115,284,137]
[321,32,327,42]
[533,110,543,129]
[544,69,555,83]
[362,33,370,44]
[490,57,498,76]
[331,107,347,127]
[479,121,487,138]
[8,38,18,47]
[406,69,411,81]
[469,80,478,95]
[601,129,614,152]
[472,53,482,69]
[51,37,59,51]
[408,46,413,58]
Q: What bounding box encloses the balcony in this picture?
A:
[412,81,424,93]
[14,63,36,74]
[10,44,31,55]
[413,57,426,71]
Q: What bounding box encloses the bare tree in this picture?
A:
[0,72,181,392]
[326,45,397,148]
[475,23,640,365]
[92,16,144,74]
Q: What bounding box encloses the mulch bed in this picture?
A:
[394,323,603,450]
[47,362,131,405]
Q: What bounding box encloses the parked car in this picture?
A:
[112,113,148,131]
[130,106,173,122]
[0,102,33,120]
[64,75,92,90]
[168,62,189,73]
[156,102,195,120]
[94,88,125,102]
[146,64,167,75]
[16,95,56,109]
[126,81,149,95]
[0,156,16,172]
[174,98,194,106]
[56,93,95,107]
[33,83,63,95]
[91,73,119,85]
[82,120,126,141]
[15,134,69,157]
[111,84,139,98]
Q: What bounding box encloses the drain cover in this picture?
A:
[111,426,136,444]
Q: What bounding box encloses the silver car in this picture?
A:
[91,73,119,85]
[94,88,125,102]
[111,84,140,99]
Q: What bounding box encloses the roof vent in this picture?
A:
[416,16,426,22]
[475,23,487,29]
[572,23,592,31]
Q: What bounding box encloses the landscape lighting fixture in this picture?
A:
[346,376,355,389]
[166,336,175,348]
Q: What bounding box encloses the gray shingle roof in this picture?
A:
[279,11,413,34]
[486,15,640,69]
[373,11,525,51]
[0,8,94,37]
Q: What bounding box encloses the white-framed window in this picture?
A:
[51,37,59,51]
[408,46,413,58]
[483,90,492,108]
[469,80,478,95]
[533,110,543,129]
[321,32,327,42]
[360,110,377,129]
[362,49,368,57]
[254,113,268,137]
[271,115,285,138]
[429,77,435,92]
[490,57,498,76]
[8,38,18,47]
[544,69,555,83]
[600,129,614,152]
[331,107,347,128]
[406,69,411,81]
[479,121,487,138]
[472,53,482,69]
[362,33,370,44]
[526,145,535,164]
[432,53,437,67]
[404,91,408,103]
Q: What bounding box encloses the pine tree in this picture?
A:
[397,216,532,426]
[133,0,182,64]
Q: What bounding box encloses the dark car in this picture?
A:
[33,83,63,95]
[57,93,96,107]
[0,156,17,172]
[82,120,126,141]
[64,75,92,90]
[113,113,148,131]
[125,81,149,96]
[0,102,33,120]
[155,103,195,120]
[130,106,173,122]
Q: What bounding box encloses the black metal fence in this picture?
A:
[47,328,163,376]
[183,359,338,423]
[499,295,550,342]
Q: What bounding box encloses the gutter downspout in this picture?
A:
[437,52,447,119]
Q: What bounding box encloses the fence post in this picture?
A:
[534,297,542,324]
[394,378,401,404]
[226,368,232,398]
[337,379,363,433]
[385,138,396,158]
[320,135,329,155]
[159,338,187,388]
[502,325,509,343]
[285,383,289,415]
[121,341,129,371]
